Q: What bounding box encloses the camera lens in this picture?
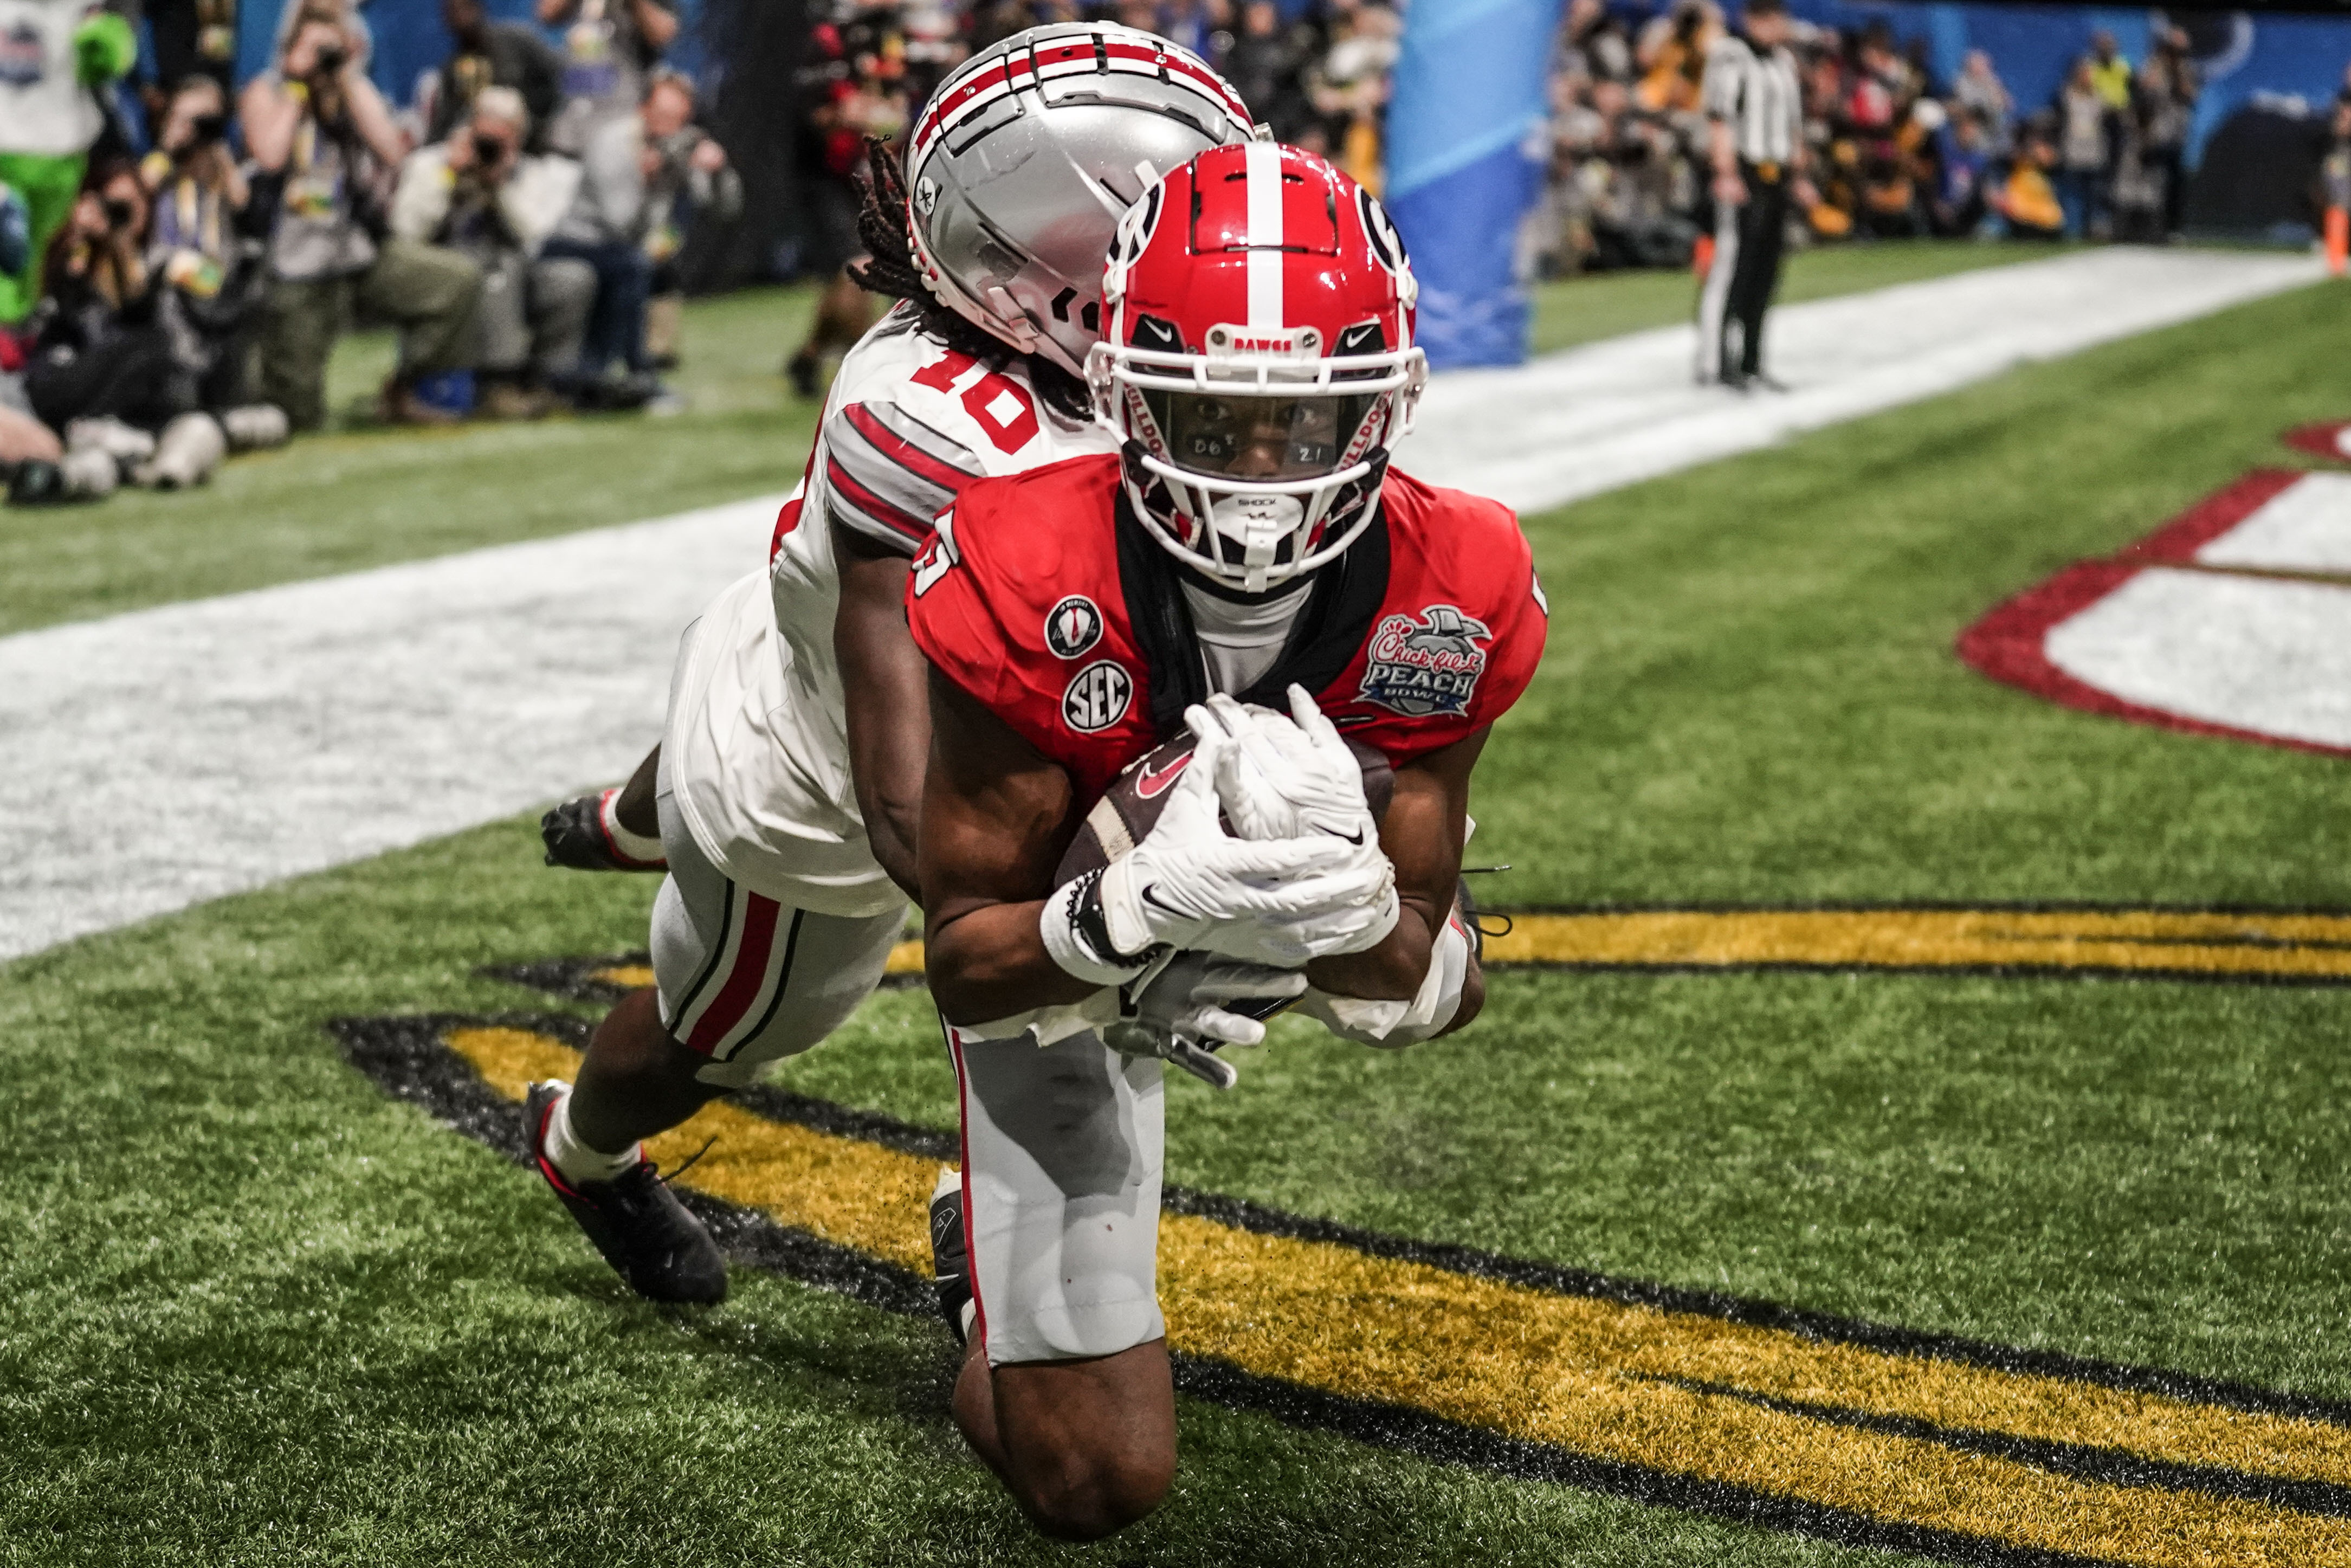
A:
[103,197,136,228]
[474,133,503,164]
[315,43,346,73]
[189,113,227,144]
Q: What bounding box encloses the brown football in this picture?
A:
[1052,732,1395,886]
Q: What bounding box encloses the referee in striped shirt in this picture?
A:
[1697,0,1814,390]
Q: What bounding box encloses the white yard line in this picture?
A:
[2,248,2323,962]
[2,496,781,960]
[1406,248,2324,515]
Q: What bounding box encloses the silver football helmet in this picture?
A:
[904,23,1257,378]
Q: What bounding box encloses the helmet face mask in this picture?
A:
[1093,144,1429,593]
[903,25,1255,377]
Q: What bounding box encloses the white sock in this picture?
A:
[599,788,666,866]
[542,1082,642,1184]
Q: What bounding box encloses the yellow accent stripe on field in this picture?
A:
[589,911,2351,997]
[586,939,925,995]
[448,1025,2351,1566]
[1481,908,2351,980]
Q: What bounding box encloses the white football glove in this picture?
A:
[1103,951,1308,1088]
[1189,687,1378,846]
[1039,728,1396,984]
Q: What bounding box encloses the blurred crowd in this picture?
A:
[0,0,2292,506]
[1532,4,2206,275]
[1,0,739,506]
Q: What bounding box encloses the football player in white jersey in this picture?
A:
[523,25,1257,1307]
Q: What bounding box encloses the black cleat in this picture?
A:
[1747,371,1791,393]
[930,1166,974,1345]
[540,789,665,872]
[524,1081,728,1305]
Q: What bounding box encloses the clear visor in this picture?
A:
[1140,388,1381,482]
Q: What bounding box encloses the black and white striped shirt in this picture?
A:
[1702,33,1803,166]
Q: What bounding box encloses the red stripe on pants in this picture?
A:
[684,892,782,1055]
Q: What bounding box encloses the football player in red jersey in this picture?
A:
[905,143,1548,1538]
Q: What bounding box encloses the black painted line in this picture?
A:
[327,1012,2127,1568]
[1648,1377,2351,1520]
[335,1009,2351,1432]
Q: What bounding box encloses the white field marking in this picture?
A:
[0,495,783,962]
[1,250,2323,963]
[2046,568,2351,750]
[1405,248,2324,516]
[2195,472,2351,575]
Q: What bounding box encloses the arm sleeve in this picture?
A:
[823,400,987,557]
[906,502,1018,714]
[1469,513,1549,730]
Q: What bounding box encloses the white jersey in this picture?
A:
[667,304,1116,916]
[0,0,107,157]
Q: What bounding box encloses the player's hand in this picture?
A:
[1713,170,1746,207]
[1109,951,1305,1051]
[1189,688,1377,847]
[1080,732,1397,970]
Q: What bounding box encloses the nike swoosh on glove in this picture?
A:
[1192,687,1379,847]
[1039,728,1399,983]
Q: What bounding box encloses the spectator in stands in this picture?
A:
[0,0,138,327]
[1928,106,1993,237]
[430,0,568,154]
[1990,131,2065,241]
[1307,1,1399,191]
[144,74,274,424]
[2136,27,2197,240]
[1951,48,2011,152]
[546,72,725,406]
[392,87,591,420]
[1226,1,1314,142]
[23,162,183,436]
[540,0,679,157]
[1635,1,1717,118]
[2053,56,2114,238]
[2086,30,2132,113]
[783,7,906,396]
[635,72,740,370]
[243,5,483,428]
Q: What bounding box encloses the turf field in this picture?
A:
[8,253,2350,1565]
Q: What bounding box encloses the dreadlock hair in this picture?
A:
[846,138,1094,423]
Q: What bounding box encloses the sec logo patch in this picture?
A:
[1062,660,1132,733]
[1045,595,1104,659]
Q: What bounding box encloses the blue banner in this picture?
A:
[1387,0,1566,369]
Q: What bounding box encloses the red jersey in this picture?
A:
[906,453,1547,806]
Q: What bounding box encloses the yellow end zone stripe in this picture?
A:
[593,912,2351,995]
[449,1025,2351,1566]
[1480,908,2351,979]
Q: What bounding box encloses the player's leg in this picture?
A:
[529,765,905,1300]
[941,1027,1178,1539]
[540,745,666,871]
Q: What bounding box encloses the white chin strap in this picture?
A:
[1208,493,1306,593]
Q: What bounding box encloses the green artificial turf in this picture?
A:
[6,268,2348,1561]
[1526,238,2053,356]
[0,286,823,638]
[3,242,2034,638]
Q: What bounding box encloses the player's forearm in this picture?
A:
[1304,902,1437,1001]
[925,903,1102,1023]
[835,535,928,902]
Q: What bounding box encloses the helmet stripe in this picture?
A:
[1244,140,1284,329]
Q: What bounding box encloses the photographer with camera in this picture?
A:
[392,87,592,420]
[145,74,283,434]
[241,3,483,429]
[541,70,719,409]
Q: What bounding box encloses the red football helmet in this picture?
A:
[1088,142,1427,593]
